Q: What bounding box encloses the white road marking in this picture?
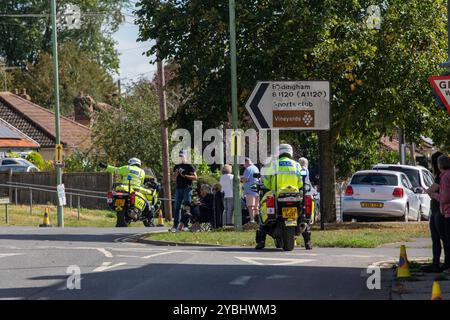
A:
[117,255,142,258]
[96,248,113,258]
[229,276,252,285]
[235,256,315,266]
[0,253,23,258]
[93,262,127,272]
[141,251,180,259]
[35,246,113,258]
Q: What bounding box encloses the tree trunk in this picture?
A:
[318,131,336,226]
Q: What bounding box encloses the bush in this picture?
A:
[26,152,45,169]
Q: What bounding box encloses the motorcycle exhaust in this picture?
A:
[299,223,307,233]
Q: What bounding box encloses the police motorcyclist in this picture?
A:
[255,144,312,250]
[99,158,153,200]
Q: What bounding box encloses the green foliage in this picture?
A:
[0,0,128,71]
[91,79,164,175]
[5,152,21,158]
[136,0,450,176]
[64,150,98,172]
[26,152,45,169]
[12,42,116,115]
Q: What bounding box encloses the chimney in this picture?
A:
[73,92,93,127]
[19,88,31,101]
[13,88,19,95]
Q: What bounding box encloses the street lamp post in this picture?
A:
[229,0,242,231]
[51,0,64,227]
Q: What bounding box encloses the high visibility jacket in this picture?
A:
[106,164,145,188]
[261,156,303,193]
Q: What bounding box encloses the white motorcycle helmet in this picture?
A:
[128,157,142,167]
[277,144,294,158]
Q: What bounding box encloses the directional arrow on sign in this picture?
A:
[245,82,271,129]
[429,75,450,113]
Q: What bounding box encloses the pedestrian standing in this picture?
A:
[422,152,448,273]
[171,150,197,232]
[241,157,260,224]
[430,155,450,274]
[220,164,234,226]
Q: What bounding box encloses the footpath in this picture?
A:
[386,238,450,300]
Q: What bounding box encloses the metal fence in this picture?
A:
[0,181,109,222]
[0,171,113,210]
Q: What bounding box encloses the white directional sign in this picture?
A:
[245,81,330,130]
[429,75,450,113]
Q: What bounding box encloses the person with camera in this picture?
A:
[171,150,197,232]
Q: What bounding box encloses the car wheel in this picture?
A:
[403,205,409,223]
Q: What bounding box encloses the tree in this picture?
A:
[136,0,450,222]
[91,79,166,174]
[0,0,129,71]
[12,42,116,115]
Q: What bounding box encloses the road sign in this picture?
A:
[429,75,450,113]
[245,81,330,130]
[55,144,63,163]
[0,197,10,205]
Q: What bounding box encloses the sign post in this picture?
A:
[245,81,331,229]
[245,81,330,130]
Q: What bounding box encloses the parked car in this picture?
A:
[372,164,434,220]
[0,158,40,172]
[341,170,422,222]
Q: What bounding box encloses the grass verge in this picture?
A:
[144,222,430,248]
[0,204,119,227]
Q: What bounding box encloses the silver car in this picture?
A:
[0,157,40,172]
[372,164,434,220]
[341,170,422,222]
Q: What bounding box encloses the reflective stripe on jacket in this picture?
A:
[261,156,303,193]
[106,164,145,187]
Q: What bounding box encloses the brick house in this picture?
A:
[0,91,92,160]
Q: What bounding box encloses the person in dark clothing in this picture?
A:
[171,150,197,232]
[212,183,224,228]
[421,151,449,273]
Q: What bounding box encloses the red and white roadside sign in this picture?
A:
[429,75,450,113]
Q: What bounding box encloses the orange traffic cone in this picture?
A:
[39,207,52,227]
[431,281,443,300]
[397,245,411,278]
[157,210,164,227]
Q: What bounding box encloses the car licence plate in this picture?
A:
[115,198,125,207]
[282,207,298,219]
[360,202,384,208]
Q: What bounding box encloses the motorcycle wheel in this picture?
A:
[282,227,295,251]
[116,211,129,227]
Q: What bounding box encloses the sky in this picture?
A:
[112,6,156,88]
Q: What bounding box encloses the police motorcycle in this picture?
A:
[251,168,313,251]
[107,168,162,227]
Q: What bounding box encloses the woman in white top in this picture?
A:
[219,164,234,225]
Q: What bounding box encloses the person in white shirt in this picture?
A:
[220,164,234,226]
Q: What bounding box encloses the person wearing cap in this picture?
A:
[255,144,312,250]
[171,150,197,232]
[241,157,260,224]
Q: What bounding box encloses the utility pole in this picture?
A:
[229,0,242,231]
[398,128,406,165]
[156,52,173,221]
[51,0,64,227]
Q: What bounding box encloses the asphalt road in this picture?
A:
[0,226,433,300]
